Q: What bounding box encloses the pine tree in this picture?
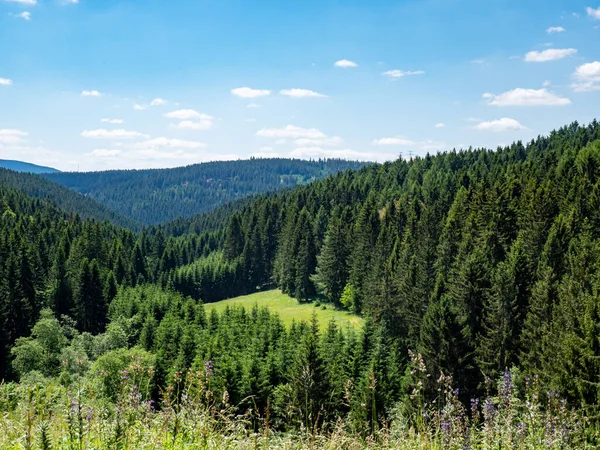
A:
[223,214,245,262]
[294,209,317,301]
[312,208,349,305]
[73,258,107,334]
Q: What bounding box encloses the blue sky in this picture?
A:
[0,0,599,171]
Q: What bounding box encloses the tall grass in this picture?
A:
[0,358,597,449]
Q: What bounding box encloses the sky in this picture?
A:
[0,0,599,171]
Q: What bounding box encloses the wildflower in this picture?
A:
[205,360,214,377]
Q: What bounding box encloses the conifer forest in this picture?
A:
[3,122,600,448]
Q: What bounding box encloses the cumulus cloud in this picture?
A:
[0,129,28,145]
[90,149,121,157]
[7,0,36,4]
[435,123,446,128]
[257,125,327,139]
[101,118,124,124]
[0,78,12,86]
[231,87,271,98]
[383,70,425,79]
[546,26,566,33]
[81,90,101,97]
[81,129,148,139]
[334,59,358,68]
[587,6,600,19]
[524,48,577,62]
[280,89,328,98]
[132,137,206,149]
[150,98,167,106]
[294,136,344,147]
[571,61,600,92]
[175,119,213,130]
[15,11,31,20]
[133,103,146,110]
[474,118,526,132]
[164,109,208,120]
[482,88,571,106]
[372,136,416,146]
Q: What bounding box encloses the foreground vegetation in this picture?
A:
[204,289,364,331]
[0,355,594,449]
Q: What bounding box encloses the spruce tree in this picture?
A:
[312,208,349,305]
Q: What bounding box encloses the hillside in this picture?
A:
[0,169,139,229]
[0,159,60,174]
[44,158,368,225]
[2,121,600,448]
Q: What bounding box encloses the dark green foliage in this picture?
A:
[0,169,137,229]
[45,158,366,225]
[4,120,600,428]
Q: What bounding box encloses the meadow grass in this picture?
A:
[204,289,364,332]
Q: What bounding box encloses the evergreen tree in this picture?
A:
[312,208,349,305]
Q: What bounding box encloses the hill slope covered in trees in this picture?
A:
[44,158,367,225]
[0,169,139,229]
[2,121,600,447]
[0,159,60,174]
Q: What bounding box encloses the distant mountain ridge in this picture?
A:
[0,168,140,230]
[44,158,369,225]
[0,159,60,174]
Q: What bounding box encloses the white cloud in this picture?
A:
[164,109,208,120]
[0,78,12,86]
[280,88,328,98]
[132,137,206,149]
[257,125,327,139]
[474,118,525,132]
[247,103,261,108]
[175,119,213,130]
[294,136,343,147]
[546,26,566,33]
[471,59,486,65]
[334,59,358,68]
[133,103,146,110]
[543,80,551,87]
[90,149,121,157]
[7,0,36,4]
[81,90,101,97]
[524,48,577,62]
[435,123,446,128]
[372,136,416,146]
[15,11,31,20]
[483,88,571,106]
[150,98,167,106]
[231,87,271,98]
[101,118,124,124]
[81,129,148,139]
[383,70,425,79]
[587,6,600,19]
[290,147,392,162]
[0,129,28,145]
[571,61,600,91]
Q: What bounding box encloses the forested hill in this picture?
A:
[44,158,367,225]
[0,169,139,229]
[0,159,60,174]
[4,121,600,438]
[165,120,600,406]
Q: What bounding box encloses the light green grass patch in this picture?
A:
[204,289,363,332]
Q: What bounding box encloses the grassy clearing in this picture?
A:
[204,289,364,332]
